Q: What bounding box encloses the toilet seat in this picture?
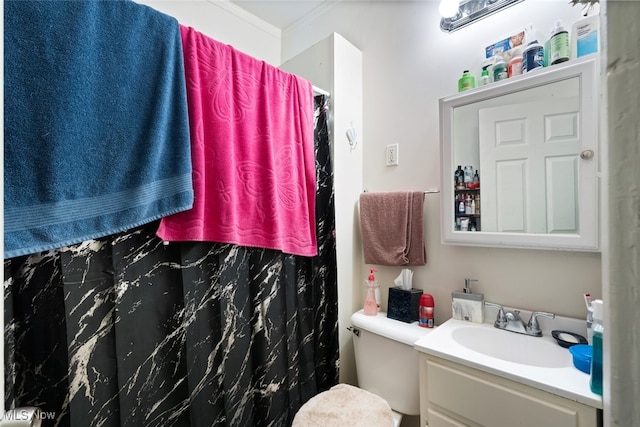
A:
[292,383,395,427]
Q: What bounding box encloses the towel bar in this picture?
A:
[362,189,440,194]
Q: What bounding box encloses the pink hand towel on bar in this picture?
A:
[359,191,426,266]
[157,25,317,256]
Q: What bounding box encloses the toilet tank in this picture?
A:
[350,310,433,416]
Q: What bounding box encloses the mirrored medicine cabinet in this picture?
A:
[440,57,599,251]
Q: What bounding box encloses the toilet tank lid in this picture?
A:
[351,310,434,346]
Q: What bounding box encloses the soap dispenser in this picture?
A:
[451,278,485,323]
[363,269,379,316]
[463,278,475,293]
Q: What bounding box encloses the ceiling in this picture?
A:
[228,0,328,29]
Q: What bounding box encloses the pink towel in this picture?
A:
[157,26,317,256]
[359,191,426,266]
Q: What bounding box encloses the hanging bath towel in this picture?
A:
[359,191,427,266]
[156,26,317,257]
[4,0,193,259]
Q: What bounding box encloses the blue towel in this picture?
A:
[4,0,193,258]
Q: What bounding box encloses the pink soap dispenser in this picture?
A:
[363,269,379,316]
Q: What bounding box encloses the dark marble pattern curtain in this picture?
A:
[4,94,338,427]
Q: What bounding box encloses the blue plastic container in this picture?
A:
[569,344,592,374]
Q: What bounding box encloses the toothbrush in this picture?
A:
[584,292,592,310]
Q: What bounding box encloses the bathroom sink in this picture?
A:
[451,325,571,368]
[413,318,602,410]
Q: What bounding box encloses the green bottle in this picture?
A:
[479,69,490,86]
[458,70,475,92]
[550,20,570,65]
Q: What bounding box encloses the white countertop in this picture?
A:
[414,317,603,409]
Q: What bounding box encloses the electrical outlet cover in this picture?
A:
[386,144,399,166]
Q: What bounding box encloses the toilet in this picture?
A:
[293,310,433,427]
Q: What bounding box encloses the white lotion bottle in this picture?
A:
[572,13,600,59]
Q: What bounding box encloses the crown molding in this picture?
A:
[206,0,281,39]
[284,0,341,33]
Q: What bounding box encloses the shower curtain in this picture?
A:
[4,95,338,427]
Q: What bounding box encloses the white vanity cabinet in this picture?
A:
[419,354,601,427]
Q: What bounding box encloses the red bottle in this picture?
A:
[419,294,435,328]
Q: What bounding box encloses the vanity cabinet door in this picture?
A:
[421,355,600,427]
[427,408,469,427]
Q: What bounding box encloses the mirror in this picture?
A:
[440,57,599,250]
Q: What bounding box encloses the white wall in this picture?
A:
[282,1,601,329]
[135,0,281,65]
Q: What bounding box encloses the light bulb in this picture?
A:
[439,0,460,18]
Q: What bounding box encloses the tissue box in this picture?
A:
[387,287,423,323]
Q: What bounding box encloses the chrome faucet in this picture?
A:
[484,302,555,337]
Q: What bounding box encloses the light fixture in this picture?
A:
[438,0,460,18]
[440,0,525,33]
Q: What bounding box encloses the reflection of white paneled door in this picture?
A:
[479,97,580,233]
